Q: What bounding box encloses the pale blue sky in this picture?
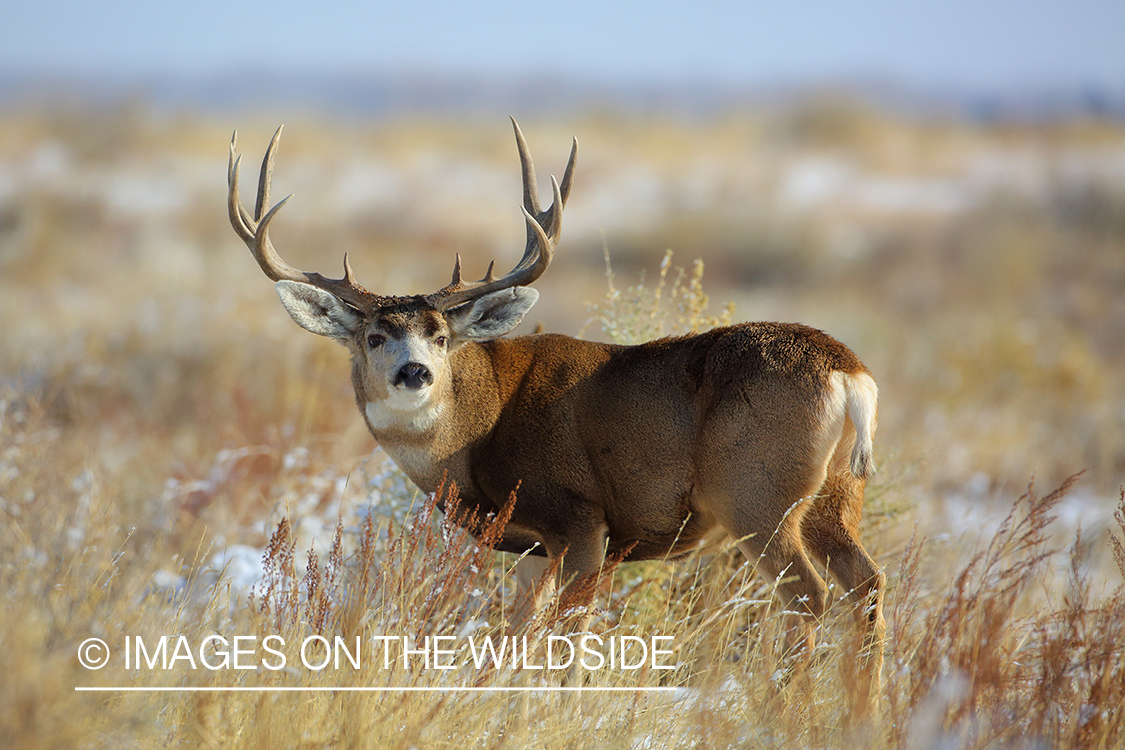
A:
[2,0,1122,91]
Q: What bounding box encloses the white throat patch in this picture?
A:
[365,392,444,433]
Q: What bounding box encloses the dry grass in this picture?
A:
[1,100,1124,748]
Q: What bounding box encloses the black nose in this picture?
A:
[394,362,433,389]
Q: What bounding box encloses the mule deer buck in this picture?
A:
[227,120,886,701]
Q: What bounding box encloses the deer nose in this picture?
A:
[394,362,433,389]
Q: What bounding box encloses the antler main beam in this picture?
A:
[425,118,577,312]
[227,126,384,314]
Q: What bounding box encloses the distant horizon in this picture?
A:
[1,67,1121,122]
[2,1,1122,101]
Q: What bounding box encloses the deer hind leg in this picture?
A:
[801,470,886,714]
[700,477,831,664]
[741,511,830,663]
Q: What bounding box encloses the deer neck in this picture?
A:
[360,341,513,496]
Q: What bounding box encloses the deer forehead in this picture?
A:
[368,305,447,338]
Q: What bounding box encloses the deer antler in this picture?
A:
[228,126,386,314]
[425,118,577,312]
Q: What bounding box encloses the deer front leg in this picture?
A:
[549,517,610,634]
[507,519,606,634]
[510,555,556,630]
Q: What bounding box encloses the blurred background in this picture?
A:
[2,0,1123,562]
[3,6,1124,743]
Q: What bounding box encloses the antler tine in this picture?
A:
[227,127,380,315]
[228,135,255,241]
[520,205,553,273]
[559,137,578,208]
[255,125,282,222]
[425,122,576,313]
[511,116,540,215]
[252,193,299,280]
[450,254,463,285]
[545,174,564,240]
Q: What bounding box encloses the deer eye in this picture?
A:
[367,333,386,348]
[435,336,448,348]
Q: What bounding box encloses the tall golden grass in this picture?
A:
[1,102,1123,747]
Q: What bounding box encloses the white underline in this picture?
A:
[75,686,676,693]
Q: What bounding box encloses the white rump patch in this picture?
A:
[813,372,850,477]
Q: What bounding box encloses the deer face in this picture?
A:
[228,119,569,431]
[274,280,539,431]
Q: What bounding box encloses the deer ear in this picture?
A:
[275,280,362,340]
[445,287,538,342]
